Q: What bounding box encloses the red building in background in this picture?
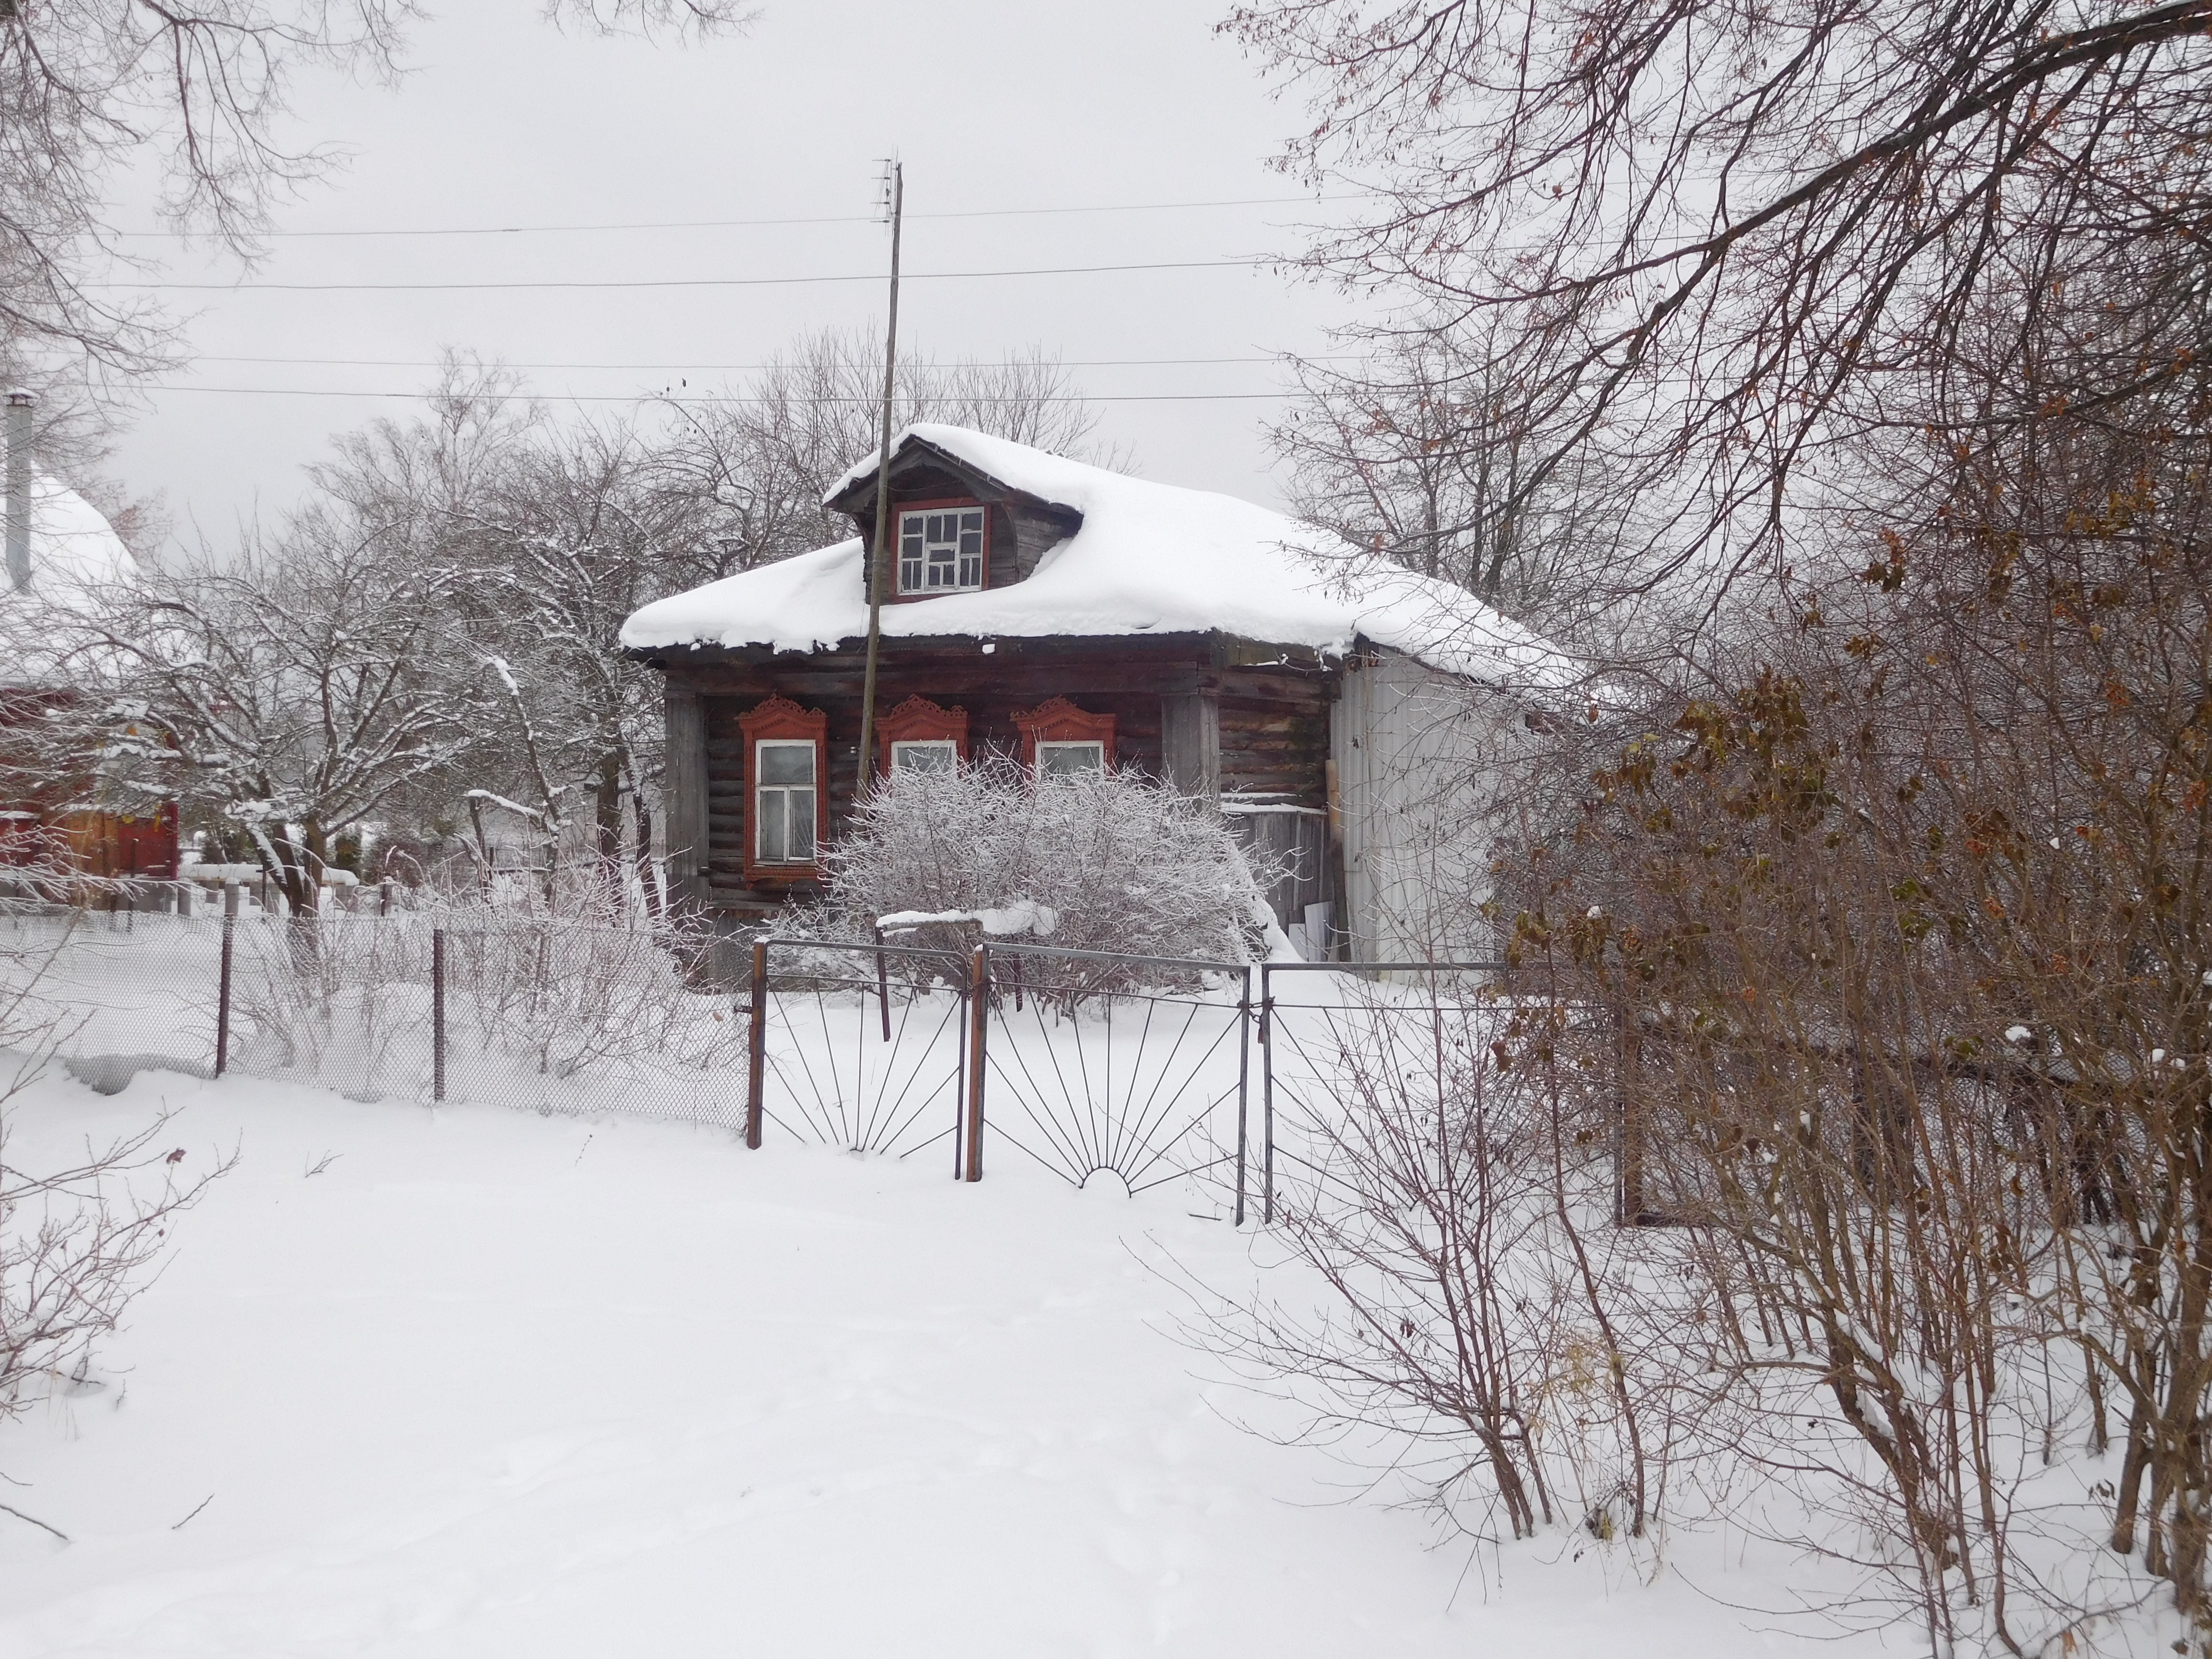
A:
[2,390,179,886]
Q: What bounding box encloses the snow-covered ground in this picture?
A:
[0,1068,1921,1657]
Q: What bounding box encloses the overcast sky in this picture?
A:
[99,0,1366,554]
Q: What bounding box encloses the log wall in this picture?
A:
[655,634,1343,917]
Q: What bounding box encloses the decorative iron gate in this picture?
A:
[741,941,1517,1226]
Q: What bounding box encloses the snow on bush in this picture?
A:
[821,759,1274,991]
[228,880,739,1087]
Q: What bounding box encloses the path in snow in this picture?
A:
[0,1073,1880,1657]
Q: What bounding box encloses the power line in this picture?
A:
[98,257,1276,294]
[192,351,1339,371]
[110,193,1375,241]
[142,385,1293,404]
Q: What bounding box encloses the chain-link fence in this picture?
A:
[6,900,1554,1222]
[2,902,747,1128]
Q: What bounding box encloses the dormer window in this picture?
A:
[896,501,986,596]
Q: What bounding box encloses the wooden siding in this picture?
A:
[1217,675,1332,804]
[841,457,1082,592]
[662,683,708,906]
[1330,647,1524,964]
[653,634,1343,914]
[686,639,1185,903]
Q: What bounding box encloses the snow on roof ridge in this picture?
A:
[1,475,142,688]
[636,424,1591,697]
[0,473,138,590]
[822,422,1047,509]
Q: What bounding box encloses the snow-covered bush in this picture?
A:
[228,894,738,1086]
[821,759,1274,993]
[436,905,736,1080]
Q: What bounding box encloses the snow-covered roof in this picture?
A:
[1,475,140,688]
[622,424,1586,695]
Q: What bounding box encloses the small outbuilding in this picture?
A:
[620,424,1581,961]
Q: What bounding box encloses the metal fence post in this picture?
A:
[1233,965,1252,1226]
[214,907,235,1078]
[963,944,989,1182]
[746,939,768,1149]
[872,925,892,1043]
[1260,962,1276,1224]
[432,927,447,1103]
[952,963,968,1180]
[1614,995,1644,1226]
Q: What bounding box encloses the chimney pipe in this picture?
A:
[5,389,32,592]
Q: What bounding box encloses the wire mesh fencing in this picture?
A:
[1,905,226,1091]
[1258,961,1537,1226]
[7,901,1564,1226]
[2,902,748,1128]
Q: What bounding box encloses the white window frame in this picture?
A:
[896,506,986,596]
[753,738,818,866]
[890,739,959,773]
[1034,740,1106,779]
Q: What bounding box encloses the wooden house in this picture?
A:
[0,465,179,886]
[622,425,1580,961]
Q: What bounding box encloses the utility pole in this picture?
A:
[854,159,904,803]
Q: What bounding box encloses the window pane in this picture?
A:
[758,742,813,784]
[961,510,983,533]
[1037,742,1105,777]
[926,513,946,541]
[787,790,815,860]
[757,790,786,863]
[893,741,956,772]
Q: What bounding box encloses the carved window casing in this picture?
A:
[738,696,829,881]
[1013,697,1116,778]
[875,694,970,778]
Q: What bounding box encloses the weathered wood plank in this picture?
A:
[662,684,708,902]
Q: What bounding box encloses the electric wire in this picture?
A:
[192,351,1343,370]
[96,256,1277,293]
[109,192,1378,240]
[142,385,1292,403]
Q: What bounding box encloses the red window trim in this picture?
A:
[887,496,990,602]
[737,695,829,884]
[876,694,971,776]
[1012,697,1116,772]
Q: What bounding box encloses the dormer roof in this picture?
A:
[622,423,1588,697]
[820,425,1078,529]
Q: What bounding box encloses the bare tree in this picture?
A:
[456,415,721,911]
[1274,317,1652,646]
[1226,0,2212,610]
[651,328,1109,582]
[0,1,749,378]
[54,504,479,914]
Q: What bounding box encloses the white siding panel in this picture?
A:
[1331,648,1522,965]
